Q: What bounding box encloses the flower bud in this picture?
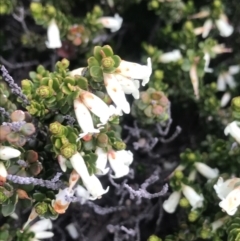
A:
[179,197,190,208]
[17,189,31,199]
[148,235,162,241]
[49,122,65,136]
[174,170,184,180]
[0,187,8,204]
[232,97,240,120]
[200,228,211,239]
[102,57,115,69]
[30,2,43,14]
[97,133,109,148]
[35,202,48,215]
[112,141,126,151]
[36,86,53,99]
[188,210,199,222]
[60,143,76,159]
[10,110,26,122]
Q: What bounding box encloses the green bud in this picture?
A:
[174,170,184,180]
[97,133,109,148]
[148,235,162,241]
[30,2,43,13]
[0,187,8,204]
[200,228,211,239]
[187,153,196,162]
[46,5,56,15]
[213,0,221,8]
[36,86,54,99]
[179,198,190,208]
[60,143,76,159]
[154,70,164,80]
[49,122,65,136]
[113,141,126,151]
[184,21,194,31]
[21,79,33,92]
[102,57,115,69]
[35,202,48,215]
[61,58,70,69]
[188,211,199,222]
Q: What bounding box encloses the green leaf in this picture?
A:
[102,45,113,56]
[1,193,18,217]
[83,139,95,151]
[89,66,103,79]
[29,71,37,80]
[60,104,71,114]
[112,55,121,67]
[55,139,62,149]
[93,46,102,62]
[33,193,46,202]
[88,57,100,67]
[0,230,9,241]
[61,85,72,95]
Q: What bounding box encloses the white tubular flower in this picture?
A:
[80,90,112,124]
[108,150,133,178]
[95,147,109,175]
[115,58,152,86]
[215,15,234,37]
[159,50,182,63]
[69,152,90,180]
[181,184,204,209]
[189,62,199,99]
[52,188,73,214]
[97,13,123,32]
[75,185,90,204]
[211,216,229,232]
[28,219,54,241]
[202,19,213,38]
[214,177,240,200]
[203,53,213,73]
[163,191,181,213]
[57,155,67,172]
[0,162,7,183]
[220,92,231,108]
[0,146,21,160]
[224,121,240,144]
[45,19,62,49]
[23,208,39,229]
[194,162,219,179]
[115,75,140,99]
[74,98,100,139]
[217,66,239,91]
[70,67,85,76]
[214,177,240,215]
[103,73,130,114]
[82,174,109,200]
[211,44,232,54]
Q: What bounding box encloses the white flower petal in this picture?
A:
[159,50,182,63]
[45,19,62,49]
[95,147,109,175]
[75,185,90,204]
[69,170,80,190]
[219,187,240,215]
[66,223,79,239]
[203,53,213,73]
[228,65,240,75]
[194,162,219,179]
[217,73,226,91]
[82,174,109,199]
[70,67,85,76]
[80,90,112,124]
[35,231,54,239]
[29,219,52,233]
[97,14,123,32]
[70,152,90,180]
[116,58,152,86]
[108,150,132,178]
[202,19,213,38]
[224,121,240,144]
[74,98,100,138]
[215,15,234,37]
[214,177,240,200]
[181,184,204,209]
[0,162,7,182]
[23,208,39,229]
[0,146,21,160]
[115,75,140,99]
[225,74,236,89]
[163,191,181,213]
[57,155,67,172]
[220,92,231,107]
[189,63,199,99]
[103,73,130,114]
